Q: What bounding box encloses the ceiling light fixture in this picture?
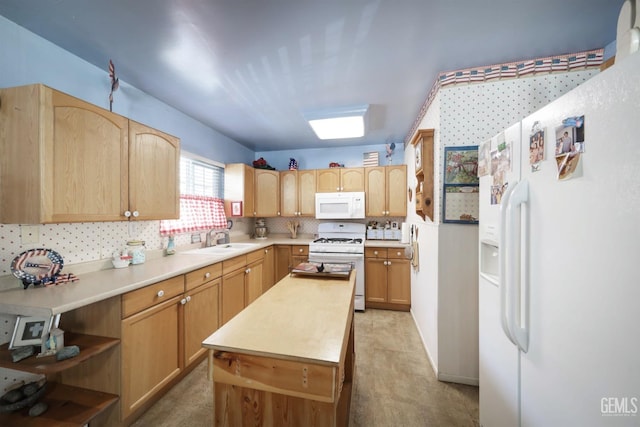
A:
[304,105,369,140]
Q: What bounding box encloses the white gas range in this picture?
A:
[308,222,366,311]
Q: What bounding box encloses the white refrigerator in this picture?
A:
[478,51,640,426]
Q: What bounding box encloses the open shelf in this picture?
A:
[0,382,118,427]
[411,129,434,221]
[0,333,119,374]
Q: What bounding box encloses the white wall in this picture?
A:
[406,68,600,385]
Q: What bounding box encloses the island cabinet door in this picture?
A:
[184,279,220,367]
[121,295,182,420]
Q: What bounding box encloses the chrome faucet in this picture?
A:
[205,229,230,247]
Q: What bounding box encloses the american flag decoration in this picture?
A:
[108,59,119,112]
[534,58,552,73]
[517,60,535,76]
[586,50,604,66]
[551,57,568,72]
[454,70,470,84]
[439,71,456,87]
[363,152,379,167]
[469,69,485,82]
[484,66,500,80]
[568,53,587,69]
[500,64,517,79]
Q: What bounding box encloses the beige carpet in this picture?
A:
[133,309,479,426]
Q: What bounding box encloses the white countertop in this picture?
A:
[203,271,355,365]
[0,233,406,318]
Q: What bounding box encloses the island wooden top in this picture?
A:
[202,271,355,366]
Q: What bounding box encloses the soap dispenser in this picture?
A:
[166,235,176,255]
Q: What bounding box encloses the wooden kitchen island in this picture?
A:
[202,271,356,427]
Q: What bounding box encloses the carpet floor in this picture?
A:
[132,309,479,426]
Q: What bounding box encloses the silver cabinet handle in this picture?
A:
[374,251,379,255]
[205,272,211,279]
[181,298,187,305]
[186,295,191,302]
[132,210,140,218]
[245,268,251,274]
[157,290,165,297]
[396,252,401,256]
[124,210,131,218]
[299,248,304,252]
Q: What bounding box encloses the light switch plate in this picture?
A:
[20,225,40,244]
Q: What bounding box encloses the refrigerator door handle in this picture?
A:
[499,181,518,346]
[506,179,530,353]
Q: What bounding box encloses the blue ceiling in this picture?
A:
[0,0,623,151]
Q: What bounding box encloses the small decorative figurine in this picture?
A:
[288,158,298,170]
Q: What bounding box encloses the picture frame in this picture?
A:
[231,201,243,217]
[443,146,479,224]
[9,315,53,349]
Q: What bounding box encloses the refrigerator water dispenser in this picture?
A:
[480,241,499,284]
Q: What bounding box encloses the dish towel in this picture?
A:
[411,241,419,269]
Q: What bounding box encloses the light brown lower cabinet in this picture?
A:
[274,245,309,282]
[221,250,266,325]
[121,264,222,424]
[365,247,411,311]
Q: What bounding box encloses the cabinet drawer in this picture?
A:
[223,255,247,276]
[387,248,407,259]
[292,245,308,256]
[365,247,387,259]
[185,263,222,292]
[246,248,265,264]
[122,276,185,318]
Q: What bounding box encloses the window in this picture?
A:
[160,154,227,235]
[180,157,224,198]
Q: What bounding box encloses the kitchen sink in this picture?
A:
[183,243,260,255]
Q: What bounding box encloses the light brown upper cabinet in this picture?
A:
[224,163,255,218]
[128,120,180,220]
[254,169,280,217]
[364,165,407,217]
[0,84,180,224]
[316,167,364,193]
[280,169,316,217]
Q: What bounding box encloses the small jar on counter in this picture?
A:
[127,240,146,265]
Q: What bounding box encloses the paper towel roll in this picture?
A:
[401,222,410,244]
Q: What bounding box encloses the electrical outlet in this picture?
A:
[20,225,40,244]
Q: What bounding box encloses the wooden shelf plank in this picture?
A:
[0,333,119,374]
[0,382,118,427]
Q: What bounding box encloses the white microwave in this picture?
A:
[315,192,365,219]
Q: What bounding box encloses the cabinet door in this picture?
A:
[274,246,291,283]
[280,171,298,217]
[316,168,341,193]
[386,165,407,216]
[245,259,264,306]
[365,258,387,303]
[254,169,280,217]
[341,168,365,192]
[224,164,254,218]
[121,296,182,419]
[297,169,317,216]
[128,120,180,220]
[221,268,246,325]
[262,246,275,292]
[49,88,129,222]
[387,259,411,305]
[365,167,386,216]
[184,279,220,367]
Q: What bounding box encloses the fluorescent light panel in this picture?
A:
[304,105,368,140]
